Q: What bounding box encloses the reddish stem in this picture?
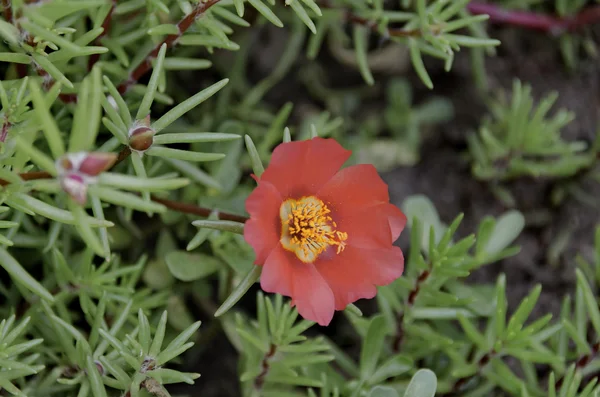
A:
[392,269,431,352]
[0,120,10,142]
[555,342,600,388]
[88,0,117,71]
[254,344,277,390]
[467,2,600,34]
[1,0,12,22]
[150,195,248,223]
[32,65,78,103]
[116,0,221,94]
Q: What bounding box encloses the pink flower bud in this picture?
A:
[60,173,88,205]
[79,152,118,176]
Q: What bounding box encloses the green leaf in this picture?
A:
[247,0,284,27]
[403,369,437,397]
[70,66,103,151]
[138,309,151,354]
[152,79,229,133]
[146,146,225,162]
[369,354,413,385]
[268,374,323,387]
[86,356,108,397]
[30,53,74,89]
[457,313,488,350]
[360,315,387,380]
[0,53,31,64]
[402,195,445,250]
[28,79,65,158]
[71,201,108,258]
[353,25,374,86]
[0,247,54,302]
[289,0,316,34]
[244,135,265,177]
[215,266,261,317]
[505,284,542,338]
[149,311,168,357]
[0,20,20,46]
[165,251,221,282]
[484,210,525,254]
[368,386,399,397]
[153,132,240,144]
[137,43,167,120]
[163,57,212,70]
[103,76,132,128]
[192,220,244,234]
[98,173,190,192]
[412,307,476,320]
[233,0,244,16]
[409,39,433,89]
[156,321,201,365]
[6,193,113,227]
[14,136,57,175]
[89,186,166,213]
[575,269,600,337]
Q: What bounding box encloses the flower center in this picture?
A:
[279,196,348,263]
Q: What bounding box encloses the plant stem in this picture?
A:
[555,341,600,388]
[445,349,496,396]
[1,0,13,22]
[150,195,248,223]
[467,2,600,33]
[116,0,222,94]
[0,145,247,223]
[392,269,430,352]
[254,344,277,390]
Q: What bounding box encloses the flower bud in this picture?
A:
[78,152,118,176]
[128,126,155,152]
[55,152,116,205]
[59,173,88,205]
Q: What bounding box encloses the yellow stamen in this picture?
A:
[279,196,348,263]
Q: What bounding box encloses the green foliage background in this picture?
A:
[0,0,599,396]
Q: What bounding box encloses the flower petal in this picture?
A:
[316,245,403,310]
[337,203,407,249]
[260,245,294,296]
[260,246,335,326]
[349,245,405,286]
[259,138,351,199]
[291,263,335,326]
[244,180,283,265]
[318,164,390,211]
[316,253,377,311]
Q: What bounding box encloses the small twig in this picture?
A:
[445,350,495,396]
[32,64,78,103]
[555,342,600,388]
[254,344,277,390]
[0,119,10,142]
[392,269,431,352]
[1,0,13,22]
[467,2,600,34]
[150,195,248,223]
[88,0,117,71]
[113,146,132,168]
[116,0,221,94]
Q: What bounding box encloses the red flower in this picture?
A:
[244,138,406,326]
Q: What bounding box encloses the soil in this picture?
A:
[175,20,600,397]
